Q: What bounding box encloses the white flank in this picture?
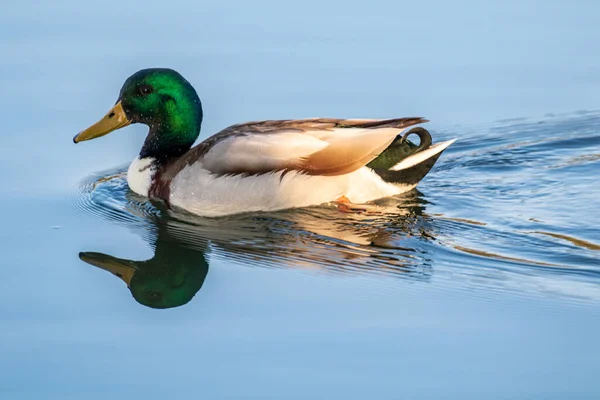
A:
[169,164,410,217]
[390,139,457,171]
[127,157,156,196]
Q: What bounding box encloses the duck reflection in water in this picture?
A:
[80,224,209,309]
[78,176,438,309]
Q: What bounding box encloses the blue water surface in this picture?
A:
[1,1,599,399]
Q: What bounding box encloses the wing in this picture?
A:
[175,117,428,177]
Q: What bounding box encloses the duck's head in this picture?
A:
[74,68,203,161]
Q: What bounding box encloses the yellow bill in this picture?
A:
[73,101,131,143]
[79,252,137,287]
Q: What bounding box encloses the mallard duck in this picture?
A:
[74,68,455,216]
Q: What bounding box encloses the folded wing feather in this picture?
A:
[188,117,428,176]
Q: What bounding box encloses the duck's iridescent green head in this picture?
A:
[74,68,203,161]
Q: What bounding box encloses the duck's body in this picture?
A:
[129,157,398,214]
[74,69,454,217]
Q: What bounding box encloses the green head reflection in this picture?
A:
[79,236,209,309]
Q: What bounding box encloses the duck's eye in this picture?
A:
[138,85,153,96]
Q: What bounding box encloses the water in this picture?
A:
[1,1,600,399]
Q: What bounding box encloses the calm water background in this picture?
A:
[1,1,600,399]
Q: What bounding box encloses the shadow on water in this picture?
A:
[74,111,600,309]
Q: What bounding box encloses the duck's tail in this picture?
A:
[367,127,456,185]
